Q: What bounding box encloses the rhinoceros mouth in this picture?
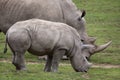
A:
[75,68,88,72]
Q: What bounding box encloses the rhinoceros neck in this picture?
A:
[59,0,88,42]
[59,0,81,22]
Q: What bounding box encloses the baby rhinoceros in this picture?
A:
[4,19,92,72]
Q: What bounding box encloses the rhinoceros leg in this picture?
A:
[44,55,53,72]
[51,49,65,72]
[12,51,26,70]
[7,30,31,70]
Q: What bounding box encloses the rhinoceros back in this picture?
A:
[0,0,63,33]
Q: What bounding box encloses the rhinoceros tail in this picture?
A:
[4,43,7,54]
[3,35,8,54]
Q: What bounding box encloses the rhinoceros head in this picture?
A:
[70,50,92,72]
[70,41,111,72]
[75,10,112,60]
[73,10,97,45]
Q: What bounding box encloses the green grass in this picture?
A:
[0,0,120,79]
[0,62,120,80]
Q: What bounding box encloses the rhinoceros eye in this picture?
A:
[81,39,85,43]
[81,39,83,41]
[78,17,81,21]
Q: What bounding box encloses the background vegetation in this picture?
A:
[74,0,120,65]
[0,0,120,80]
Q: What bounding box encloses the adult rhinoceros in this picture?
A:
[0,0,111,59]
[5,19,92,72]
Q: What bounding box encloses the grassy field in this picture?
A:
[0,62,120,80]
[74,0,120,65]
[0,0,120,80]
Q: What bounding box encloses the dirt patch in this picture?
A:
[0,60,120,68]
[92,63,120,68]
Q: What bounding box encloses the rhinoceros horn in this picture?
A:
[88,37,96,44]
[93,41,112,53]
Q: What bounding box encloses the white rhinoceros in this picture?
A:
[4,19,94,72]
[0,0,111,59]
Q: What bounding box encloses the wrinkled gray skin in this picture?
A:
[0,0,111,59]
[5,19,92,72]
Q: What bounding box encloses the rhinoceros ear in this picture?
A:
[81,10,86,18]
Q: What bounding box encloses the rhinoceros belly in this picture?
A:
[28,48,51,56]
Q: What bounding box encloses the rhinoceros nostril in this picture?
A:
[85,57,89,60]
[84,70,87,73]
